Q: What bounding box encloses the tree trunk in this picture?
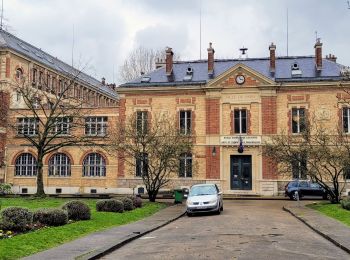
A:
[148,190,157,202]
[35,153,46,197]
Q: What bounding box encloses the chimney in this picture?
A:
[326,53,337,63]
[207,42,215,76]
[269,42,276,73]
[165,47,173,76]
[314,38,322,71]
[101,77,106,86]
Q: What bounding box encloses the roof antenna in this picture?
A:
[286,7,289,56]
[199,0,202,60]
[1,0,4,30]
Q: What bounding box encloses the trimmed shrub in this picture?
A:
[121,197,134,211]
[62,200,91,220]
[0,183,12,195]
[341,199,350,210]
[33,208,68,226]
[96,199,124,213]
[1,207,32,231]
[128,195,143,208]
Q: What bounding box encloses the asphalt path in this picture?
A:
[102,200,349,260]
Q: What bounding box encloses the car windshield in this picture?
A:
[189,185,217,196]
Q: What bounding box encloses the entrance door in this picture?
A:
[230,155,252,190]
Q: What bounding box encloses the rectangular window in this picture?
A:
[17,118,39,136]
[136,111,148,134]
[234,109,247,134]
[292,154,307,179]
[32,69,37,83]
[179,153,192,178]
[179,110,192,135]
[136,153,148,177]
[85,117,108,136]
[343,165,350,180]
[292,108,306,133]
[343,108,350,133]
[51,117,71,135]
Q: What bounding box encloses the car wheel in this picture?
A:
[187,212,192,217]
[326,193,332,201]
[220,204,223,211]
[292,191,301,201]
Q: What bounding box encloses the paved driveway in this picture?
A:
[102,200,349,260]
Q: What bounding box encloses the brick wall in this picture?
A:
[262,154,277,179]
[261,96,277,134]
[206,146,220,179]
[206,98,220,134]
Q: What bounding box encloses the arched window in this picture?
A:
[82,153,106,177]
[48,153,71,177]
[16,68,23,80]
[15,153,37,176]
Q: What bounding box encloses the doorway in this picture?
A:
[230,155,252,190]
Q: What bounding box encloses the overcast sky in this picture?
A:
[3,0,350,84]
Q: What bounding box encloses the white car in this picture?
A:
[186,184,223,216]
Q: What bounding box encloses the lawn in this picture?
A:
[0,197,166,260]
[307,202,350,227]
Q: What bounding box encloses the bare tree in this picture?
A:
[7,70,113,197]
[119,46,180,82]
[112,113,193,202]
[264,116,350,203]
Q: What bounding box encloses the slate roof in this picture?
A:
[0,29,117,99]
[121,56,346,87]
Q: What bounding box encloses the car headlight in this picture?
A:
[186,199,193,205]
[209,198,218,204]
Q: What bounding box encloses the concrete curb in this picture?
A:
[79,208,186,260]
[283,206,350,254]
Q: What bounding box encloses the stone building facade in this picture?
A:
[2,27,350,196]
[117,41,350,196]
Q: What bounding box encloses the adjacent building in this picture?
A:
[0,29,120,194]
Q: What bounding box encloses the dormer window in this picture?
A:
[141,76,151,83]
[291,62,302,77]
[183,65,193,81]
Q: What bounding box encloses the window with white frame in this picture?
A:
[343,108,350,133]
[48,153,71,177]
[179,110,192,135]
[291,154,307,179]
[17,118,39,136]
[234,109,247,134]
[179,153,192,178]
[51,117,71,135]
[85,117,108,136]
[292,108,306,133]
[82,153,106,177]
[136,153,148,177]
[136,111,148,134]
[15,153,37,176]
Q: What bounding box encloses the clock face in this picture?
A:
[235,75,245,85]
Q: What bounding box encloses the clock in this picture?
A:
[235,75,245,85]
